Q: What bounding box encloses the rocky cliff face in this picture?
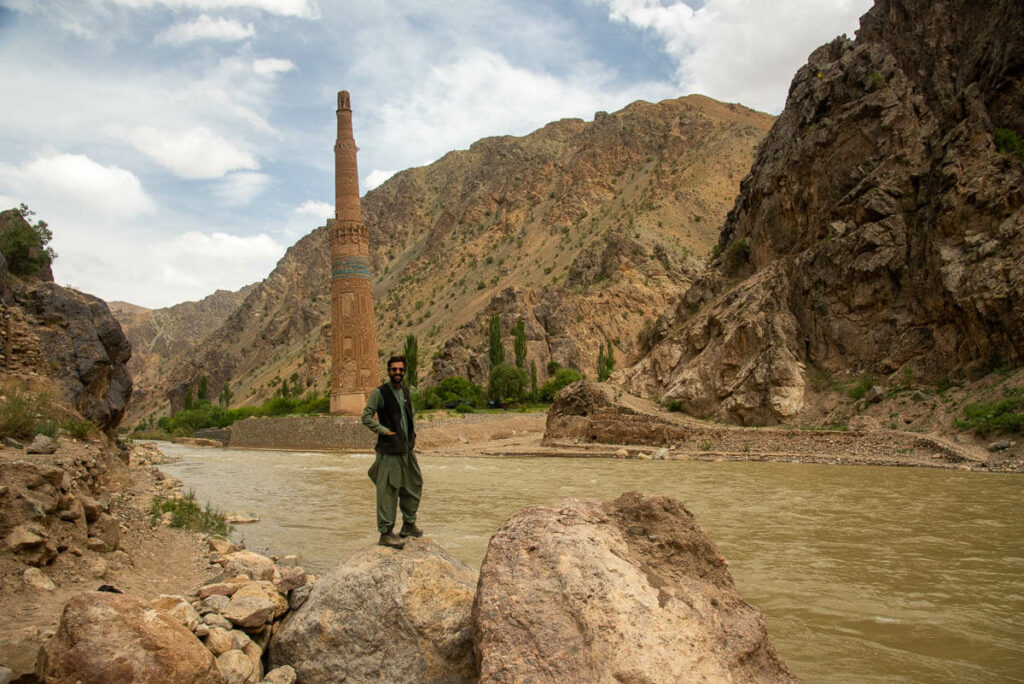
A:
[1,210,132,433]
[619,0,1024,424]
[121,96,772,422]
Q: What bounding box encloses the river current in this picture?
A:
[157,443,1024,683]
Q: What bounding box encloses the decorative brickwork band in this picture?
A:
[332,256,372,279]
[329,90,380,415]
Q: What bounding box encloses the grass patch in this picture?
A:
[665,399,683,412]
[149,490,233,538]
[808,368,842,393]
[0,378,95,440]
[953,387,1024,436]
[847,373,876,400]
[801,422,849,431]
[994,128,1024,161]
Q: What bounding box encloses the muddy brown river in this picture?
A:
[157,443,1024,683]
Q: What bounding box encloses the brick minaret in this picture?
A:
[329,90,379,415]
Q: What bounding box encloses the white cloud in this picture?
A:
[156,15,256,45]
[253,58,296,75]
[215,171,272,205]
[109,124,260,179]
[363,169,395,191]
[109,0,320,19]
[0,153,155,219]
[597,0,872,113]
[365,48,674,174]
[294,200,333,219]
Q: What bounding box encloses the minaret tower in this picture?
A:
[329,90,379,415]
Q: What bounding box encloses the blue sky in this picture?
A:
[0,0,871,308]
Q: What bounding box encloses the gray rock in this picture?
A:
[268,538,477,684]
[203,613,234,630]
[87,513,120,551]
[0,665,13,684]
[1,437,21,449]
[274,566,306,594]
[22,567,57,591]
[5,523,57,566]
[287,584,312,611]
[202,594,231,613]
[988,440,1014,452]
[26,434,58,454]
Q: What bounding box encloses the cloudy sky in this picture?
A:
[0,0,872,308]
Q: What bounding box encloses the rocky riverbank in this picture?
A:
[1,433,796,683]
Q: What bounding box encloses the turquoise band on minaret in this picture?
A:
[331,256,371,279]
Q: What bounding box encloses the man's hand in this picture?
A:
[386,430,396,436]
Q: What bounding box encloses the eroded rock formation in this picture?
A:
[472,492,796,682]
[620,0,1024,424]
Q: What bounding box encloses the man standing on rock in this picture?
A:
[361,355,424,549]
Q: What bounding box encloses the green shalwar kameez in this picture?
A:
[362,383,423,533]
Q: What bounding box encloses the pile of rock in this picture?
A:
[39,492,796,683]
[44,541,307,684]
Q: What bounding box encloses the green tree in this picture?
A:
[404,334,420,387]
[218,382,233,408]
[539,367,582,402]
[513,318,527,368]
[488,313,505,367]
[0,204,56,276]
[488,363,528,404]
[597,341,615,381]
[183,389,194,411]
[197,375,209,402]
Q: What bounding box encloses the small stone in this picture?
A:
[203,613,234,630]
[22,567,57,591]
[223,594,276,629]
[26,434,58,454]
[614,448,629,459]
[225,512,260,524]
[194,623,210,638]
[199,581,242,599]
[0,665,13,684]
[209,538,238,555]
[2,437,22,448]
[205,627,236,655]
[637,452,653,460]
[203,594,231,613]
[85,536,109,552]
[216,649,257,684]
[274,566,306,594]
[988,440,1013,452]
[864,385,887,403]
[931,453,943,459]
[288,584,312,611]
[89,558,108,578]
[150,594,201,631]
[262,665,297,684]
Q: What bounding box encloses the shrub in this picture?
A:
[488,363,529,404]
[847,373,876,400]
[149,490,233,538]
[953,388,1024,436]
[994,128,1024,161]
[722,238,750,272]
[539,367,582,402]
[455,403,474,413]
[665,399,683,412]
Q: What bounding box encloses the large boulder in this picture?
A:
[269,538,477,683]
[22,283,132,433]
[472,492,796,682]
[43,591,222,684]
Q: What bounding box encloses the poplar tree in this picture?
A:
[488,313,504,367]
[513,318,527,368]
[597,341,616,381]
[404,334,419,387]
[197,375,209,402]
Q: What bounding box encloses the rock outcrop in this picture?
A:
[620,0,1024,424]
[0,213,133,433]
[268,539,477,684]
[472,492,796,682]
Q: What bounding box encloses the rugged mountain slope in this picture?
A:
[121,95,773,423]
[619,0,1024,424]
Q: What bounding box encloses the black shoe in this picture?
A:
[378,532,405,549]
[399,522,423,538]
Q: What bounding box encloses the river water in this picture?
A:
[157,443,1024,683]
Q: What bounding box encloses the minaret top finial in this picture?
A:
[338,91,351,111]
